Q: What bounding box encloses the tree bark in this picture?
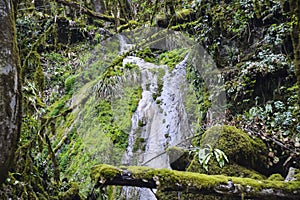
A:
[0,0,21,184]
[290,0,300,104]
[91,164,300,200]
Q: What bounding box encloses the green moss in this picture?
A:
[34,64,45,92]
[138,120,143,127]
[267,174,284,181]
[158,48,188,70]
[199,125,268,173]
[48,95,71,116]
[129,86,142,113]
[59,182,82,200]
[123,63,139,70]
[157,82,163,97]
[64,74,79,95]
[133,137,146,152]
[187,157,265,180]
[91,164,300,195]
[295,169,300,181]
[91,164,121,183]
[187,125,270,180]
[152,92,158,100]
[175,9,193,20]
[53,72,143,195]
[136,47,156,63]
[117,20,139,32]
[145,83,150,90]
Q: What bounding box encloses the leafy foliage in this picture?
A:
[192,144,229,171]
[2,0,300,199]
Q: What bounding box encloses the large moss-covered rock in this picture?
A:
[188,125,268,176]
[167,146,191,171]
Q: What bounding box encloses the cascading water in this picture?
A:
[119,34,195,199]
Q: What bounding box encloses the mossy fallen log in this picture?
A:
[91,164,300,199]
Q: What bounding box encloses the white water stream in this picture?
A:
[119,35,195,199]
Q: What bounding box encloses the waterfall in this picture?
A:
[115,31,202,199]
[119,37,194,198]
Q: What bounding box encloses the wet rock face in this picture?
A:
[121,55,195,199]
[122,56,193,168]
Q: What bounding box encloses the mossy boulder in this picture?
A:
[187,158,265,179]
[166,146,191,171]
[188,125,268,176]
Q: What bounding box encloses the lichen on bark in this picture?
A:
[0,0,21,184]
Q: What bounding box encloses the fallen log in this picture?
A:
[91,164,300,199]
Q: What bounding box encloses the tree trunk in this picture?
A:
[0,0,21,184]
[91,164,300,200]
[290,0,300,104]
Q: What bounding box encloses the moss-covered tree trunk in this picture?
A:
[290,0,300,104]
[0,0,21,184]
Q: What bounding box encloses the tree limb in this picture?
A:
[91,164,300,200]
[56,0,126,24]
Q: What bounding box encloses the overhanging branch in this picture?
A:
[56,0,126,24]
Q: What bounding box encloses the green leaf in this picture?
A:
[198,148,207,164]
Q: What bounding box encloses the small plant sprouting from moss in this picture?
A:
[152,93,158,100]
[152,83,163,101]
[34,64,45,93]
[192,144,229,172]
[124,63,139,70]
[157,83,163,97]
[133,137,146,152]
[145,83,150,90]
[65,74,78,95]
[130,86,142,113]
[136,47,156,63]
[138,120,146,127]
